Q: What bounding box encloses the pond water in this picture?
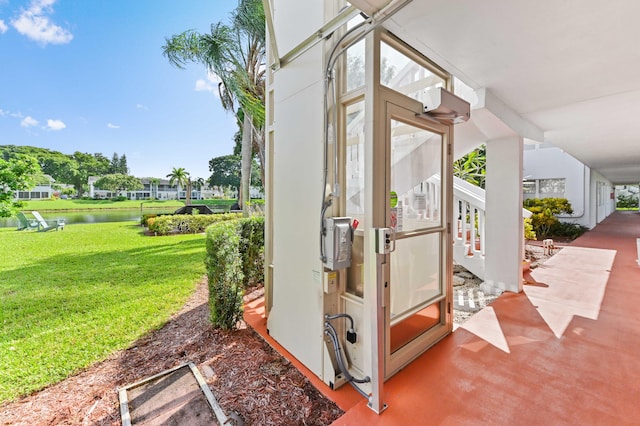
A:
[0,208,175,228]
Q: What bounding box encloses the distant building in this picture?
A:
[87,176,263,200]
[14,175,59,200]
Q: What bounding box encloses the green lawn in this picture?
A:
[0,222,207,402]
[23,199,184,211]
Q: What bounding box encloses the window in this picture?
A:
[346,40,365,92]
[539,178,565,196]
[380,40,446,101]
[523,178,565,199]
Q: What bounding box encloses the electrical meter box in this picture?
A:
[324,217,352,271]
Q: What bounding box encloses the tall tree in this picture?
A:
[110,153,120,173]
[68,152,111,196]
[119,154,129,174]
[0,146,116,195]
[163,0,265,216]
[0,155,41,217]
[109,152,128,174]
[167,167,191,205]
[94,173,143,194]
[208,154,261,193]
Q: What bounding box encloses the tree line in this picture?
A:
[0,145,129,196]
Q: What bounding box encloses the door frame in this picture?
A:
[377,87,454,378]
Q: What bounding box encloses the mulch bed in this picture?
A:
[0,280,343,425]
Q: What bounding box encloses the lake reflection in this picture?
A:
[0,209,174,228]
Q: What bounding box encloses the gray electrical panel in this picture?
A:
[323,217,352,271]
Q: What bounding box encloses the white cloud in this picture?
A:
[46,118,65,130]
[195,72,222,97]
[1,108,23,118]
[195,79,215,92]
[107,122,120,129]
[11,0,73,45]
[136,103,148,110]
[21,116,38,127]
[0,19,8,34]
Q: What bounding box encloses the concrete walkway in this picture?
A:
[332,211,640,425]
[246,211,640,425]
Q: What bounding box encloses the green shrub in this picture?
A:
[141,213,158,226]
[524,217,536,241]
[204,217,265,329]
[617,193,639,209]
[111,195,128,201]
[523,198,573,239]
[205,221,244,330]
[238,217,265,287]
[549,221,589,239]
[147,213,241,235]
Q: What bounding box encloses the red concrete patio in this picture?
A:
[245,211,640,425]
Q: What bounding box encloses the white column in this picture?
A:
[484,136,524,293]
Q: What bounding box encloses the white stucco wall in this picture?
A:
[267,2,328,377]
[589,169,616,228]
[270,0,326,55]
[523,146,615,228]
[523,146,586,218]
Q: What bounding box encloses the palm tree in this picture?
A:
[166,167,191,205]
[162,0,265,216]
[149,178,160,199]
[194,177,206,200]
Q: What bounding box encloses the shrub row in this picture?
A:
[141,213,171,227]
[147,213,241,235]
[205,217,265,329]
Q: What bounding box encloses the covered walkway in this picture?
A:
[246,211,640,424]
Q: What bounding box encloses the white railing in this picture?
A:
[450,176,487,279]
[424,175,486,278]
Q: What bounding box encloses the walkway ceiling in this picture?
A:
[350,0,640,183]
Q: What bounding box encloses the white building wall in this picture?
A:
[270,0,325,55]
[266,0,328,378]
[589,169,616,227]
[523,146,614,228]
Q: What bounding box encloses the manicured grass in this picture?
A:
[23,199,184,211]
[0,222,207,402]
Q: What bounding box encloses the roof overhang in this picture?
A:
[349,0,640,184]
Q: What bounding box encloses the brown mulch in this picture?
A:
[0,280,343,425]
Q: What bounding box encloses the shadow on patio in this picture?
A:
[245,211,640,425]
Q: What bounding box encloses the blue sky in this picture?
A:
[0,0,238,180]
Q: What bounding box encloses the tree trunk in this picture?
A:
[241,113,253,217]
[186,180,192,205]
[253,129,265,188]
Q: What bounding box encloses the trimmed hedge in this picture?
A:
[205,221,244,330]
[239,217,265,287]
[147,213,242,235]
[204,216,265,329]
